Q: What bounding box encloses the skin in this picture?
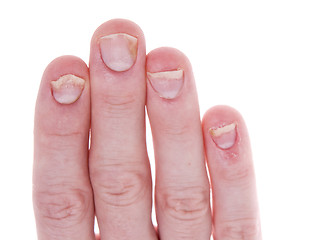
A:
[33,19,262,240]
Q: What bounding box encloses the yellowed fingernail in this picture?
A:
[209,122,237,149]
[51,74,85,104]
[147,69,184,99]
[99,33,138,72]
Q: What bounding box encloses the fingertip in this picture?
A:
[42,55,89,83]
[91,18,145,43]
[146,47,191,73]
[38,55,89,106]
[146,47,198,104]
[203,105,250,148]
[202,105,244,130]
[35,55,90,136]
[90,19,146,74]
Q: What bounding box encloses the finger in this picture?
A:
[33,56,95,239]
[89,19,156,240]
[146,47,212,239]
[202,105,262,239]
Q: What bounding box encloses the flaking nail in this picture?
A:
[209,122,237,149]
[51,74,85,104]
[147,69,184,99]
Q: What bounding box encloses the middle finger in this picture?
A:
[89,19,156,240]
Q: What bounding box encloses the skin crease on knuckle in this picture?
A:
[216,218,261,240]
[91,166,150,207]
[37,120,85,139]
[159,123,193,139]
[94,92,140,119]
[218,161,254,185]
[33,188,91,229]
[101,93,137,109]
[157,185,210,222]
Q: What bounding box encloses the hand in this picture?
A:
[33,19,261,240]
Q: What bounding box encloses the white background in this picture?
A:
[0,0,310,239]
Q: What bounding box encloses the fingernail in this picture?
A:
[209,122,237,149]
[51,74,85,104]
[147,69,184,99]
[99,33,138,72]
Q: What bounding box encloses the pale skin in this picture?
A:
[33,19,262,240]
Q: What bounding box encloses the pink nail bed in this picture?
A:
[99,33,138,72]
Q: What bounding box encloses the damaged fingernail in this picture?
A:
[209,122,237,149]
[99,33,138,72]
[147,69,184,99]
[51,74,85,104]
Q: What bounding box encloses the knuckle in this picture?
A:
[159,123,193,142]
[91,165,148,207]
[101,94,137,117]
[162,122,191,136]
[44,130,83,138]
[33,187,91,229]
[221,163,253,184]
[217,218,261,240]
[37,114,84,139]
[37,129,84,149]
[158,185,210,221]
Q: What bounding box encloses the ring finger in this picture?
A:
[146,47,212,239]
